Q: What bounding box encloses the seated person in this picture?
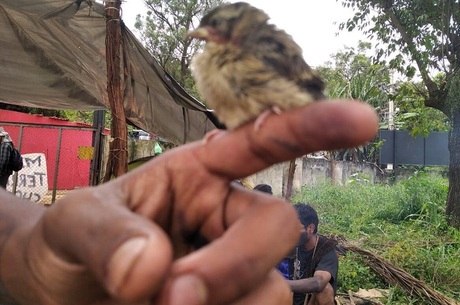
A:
[284,203,338,305]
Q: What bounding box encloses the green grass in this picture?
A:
[292,172,460,304]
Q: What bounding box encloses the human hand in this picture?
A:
[0,101,377,305]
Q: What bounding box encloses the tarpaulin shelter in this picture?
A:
[0,0,219,145]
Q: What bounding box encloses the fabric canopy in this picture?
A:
[0,0,220,144]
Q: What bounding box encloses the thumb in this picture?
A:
[106,232,172,300]
[41,188,173,302]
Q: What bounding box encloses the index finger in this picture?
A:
[161,100,377,304]
[199,100,378,178]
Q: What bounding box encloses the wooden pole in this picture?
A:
[284,159,296,201]
[104,0,128,180]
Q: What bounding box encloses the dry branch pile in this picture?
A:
[339,241,459,305]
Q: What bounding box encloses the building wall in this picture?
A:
[248,157,384,198]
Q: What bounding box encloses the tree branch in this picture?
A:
[146,3,175,31]
[383,6,444,110]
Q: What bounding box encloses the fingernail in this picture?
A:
[169,275,208,305]
[106,237,148,295]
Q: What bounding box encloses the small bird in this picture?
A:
[188,2,325,130]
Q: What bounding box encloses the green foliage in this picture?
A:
[318,43,390,109]
[338,253,386,291]
[336,0,459,130]
[319,19,449,137]
[339,0,459,81]
[60,110,113,129]
[317,44,390,163]
[135,0,223,95]
[392,81,450,136]
[293,172,460,302]
[385,287,423,305]
[375,172,448,223]
[337,0,460,227]
[60,110,94,124]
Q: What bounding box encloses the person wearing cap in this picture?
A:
[0,130,13,188]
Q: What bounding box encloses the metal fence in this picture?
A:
[2,122,102,205]
[379,130,449,166]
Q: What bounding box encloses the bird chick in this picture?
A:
[188,2,325,130]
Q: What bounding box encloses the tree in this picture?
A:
[320,42,390,110]
[392,81,450,135]
[318,43,390,163]
[339,0,460,227]
[135,0,223,94]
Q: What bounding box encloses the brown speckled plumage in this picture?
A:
[189,2,324,129]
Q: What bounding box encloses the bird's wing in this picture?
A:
[248,26,325,97]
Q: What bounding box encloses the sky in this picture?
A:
[121,0,366,67]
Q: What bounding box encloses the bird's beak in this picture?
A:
[187,27,210,40]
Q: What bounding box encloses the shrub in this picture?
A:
[337,253,386,292]
[292,173,460,302]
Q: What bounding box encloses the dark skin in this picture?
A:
[0,101,377,305]
[287,224,335,305]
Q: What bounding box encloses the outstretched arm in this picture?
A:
[0,100,377,305]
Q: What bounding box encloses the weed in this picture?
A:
[292,173,460,303]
